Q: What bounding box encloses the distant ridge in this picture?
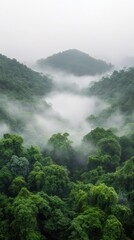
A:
[37,49,113,76]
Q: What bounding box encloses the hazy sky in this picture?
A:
[0,0,134,63]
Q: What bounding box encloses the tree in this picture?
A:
[26,146,43,166]
[89,184,118,211]
[32,192,70,240]
[81,166,105,184]
[69,207,105,240]
[111,204,132,235]
[11,187,42,240]
[102,215,123,240]
[68,182,93,213]
[119,136,134,162]
[9,176,26,196]
[83,128,117,145]
[98,137,121,158]
[86,136,121,173]
[115,157,134,192]
[43,164,70,197]
[8,155,29,177]
[0,134,24,170]
[47,133,75,169]
[98,137,121,171]
[0,166,13,193]
[0,193,10,240]
[28,161,45,192]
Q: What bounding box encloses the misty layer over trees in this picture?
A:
[0,52,134,240]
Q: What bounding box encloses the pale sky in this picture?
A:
[0,0,134,63]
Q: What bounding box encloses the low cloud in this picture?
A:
[0,70,128,149]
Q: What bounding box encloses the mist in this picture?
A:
[0,0,134,65]
[0,59,130,150]
[0,68,117,148]
[0,0,133,147]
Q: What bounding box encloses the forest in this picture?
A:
[37,49,113,76]
[0,54,134,240]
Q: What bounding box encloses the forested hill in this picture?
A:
[37,49,113,76]
[87,68,134,114]
[0,54,53,101]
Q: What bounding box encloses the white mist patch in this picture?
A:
[37,92,108,145]
[21,92,108,147]
[0,123,10,136]
[32,66,105,90]
[50,72,102,89]
[46,93,105,126]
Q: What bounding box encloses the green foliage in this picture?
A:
[0,54,53,101]
[97,172,116,187]
[81,166,105,184]
[42,156,53,166]
[43,164,70,197]
[0,132,133,239]
[102,215,123,240]
[89,184,118,211]
[68,182,92,212]
[120,135,134,162]
[0,166,13,193]
[111,204,132,226]
[11,187,41,240]
[28,163,70,197]
[0,134,23,166]
[0,51,134,239]
[98,137,121,158]
[87,68,134,115]
[28,166,45,192]
[9,176,26,196]
[8,155,29,177]
[83,127,117,145]
[37,49,112,76]
[98,137,121,171]
[69,207,105,240]
[115,157,134,192]
[26,146,43,165]
[48,133,76,170]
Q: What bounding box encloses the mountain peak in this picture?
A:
[37,49,113,76]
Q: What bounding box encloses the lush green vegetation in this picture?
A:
[0,54,53,101]
[0,54,53,131]
[0,129,134,239]
[86,68,134,130]
[88,68,134,114]
[0,53,134,239]
[37,49,113,76]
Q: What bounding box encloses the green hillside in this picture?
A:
[0,54,53,101]
[37,49,113,76]
[88,68,134,114]
[85,68,134,131]
[0,54,53,131]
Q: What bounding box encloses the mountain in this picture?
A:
[37,49,113,76]
[87,68,134,114]
[85,68,134,132]
[0,54,53,101]
[0,54,53,132]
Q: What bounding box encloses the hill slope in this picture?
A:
[85,68,134,132]
[88,68,134,114]
[0,54,53,132]
[37,49,113,76]
[0,54,53,101]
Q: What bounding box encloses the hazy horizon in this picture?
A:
[0,0,134,65]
